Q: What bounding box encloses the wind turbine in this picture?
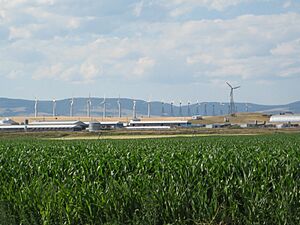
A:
[132,99,137,119]
[70,97,74,117]
[87,95,92,117]
[219,102,225,115]
[170,101,174,117]
[226,82,240,115]
[117,96,122,118]
[34,97,38,118]
[161,101,165,117]
[100,95,106,118]
[52,99,56,117]
[187,101,191,116]
[196,101,199,115]
[204,103,207,116]
[179,101,182,117]
[147,99,151,118]
[245,103,249,112]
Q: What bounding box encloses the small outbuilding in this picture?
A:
[0,118,19,125]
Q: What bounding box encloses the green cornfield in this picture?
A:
[0,135,299,225]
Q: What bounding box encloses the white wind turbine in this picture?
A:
[117,95,122,118]
[132,99,137,119]
[203,103,207,116]
[245,103,250,112]
[226,82,240,115]
[100,95,107,118]
[34,97,38,118]
[52,99,56,117]
[170,101,174,117]
[70,97,74,117]
[195,101,199,115]
[147,99,151,118]
[161,100,165,117]
[219,102,225,115]
[179,101,182,117]
[87,94,92,117]
[187,101,191,116]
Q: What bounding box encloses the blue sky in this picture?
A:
[0,0,300,105]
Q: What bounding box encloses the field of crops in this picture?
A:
[0,135,299,225]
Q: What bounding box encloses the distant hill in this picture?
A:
[0,97,299,117]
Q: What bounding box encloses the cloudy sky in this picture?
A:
[0,0,300,104]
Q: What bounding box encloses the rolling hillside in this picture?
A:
[0,97,299,117]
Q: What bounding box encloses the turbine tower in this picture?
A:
[100,96,106,118]
[179,101,182,117]
[52,99,56,117]
[34,98,38,118]
[204,103,207,116]
[133,100,137,119]
[70,97,74,117]
[161,101,165,117]
[196,101,199,115]
[117,96,122,118]
[187,101,191,116]
[147,99,151,118]
[226,82,240,115]
[170,101,174,117]
[212,104,215,116]
[87,95,91,117]
[219,102,224,115]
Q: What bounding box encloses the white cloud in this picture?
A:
[162,0,249,15]
[0,0,29,9]
[80,61,102,81]
[4,11,300,84]
[66,17,80,29]
[133,57,155,77]
[271,39,300,56]
[283,1,292,8]
[9,26,31,39]
[6,70,22,79]
[0,0,299,103]
[133,1,144,17]
[32,63,63,80]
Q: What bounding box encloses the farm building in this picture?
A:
[0,120,87,132]
[0,118,19,125]
[269,114,300,123]
[128,120,191,128]
[88,121,124,132]
[126,126,171,130]
[30,120,87,127]
[100,121,124,129]
[205,123,231,129]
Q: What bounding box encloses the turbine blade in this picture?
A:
[226,82,233,89]
[234,86,241,89]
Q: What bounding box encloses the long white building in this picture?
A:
[270,114,300,123]
[128,120,191,128]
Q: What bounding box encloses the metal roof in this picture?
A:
[30,120,84,125]
[126,126,171,130]
[100,121,123,125]
[0,118,18,125]
[0,124,82,129]
[129,120,189,124]
[270,114,300,123]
